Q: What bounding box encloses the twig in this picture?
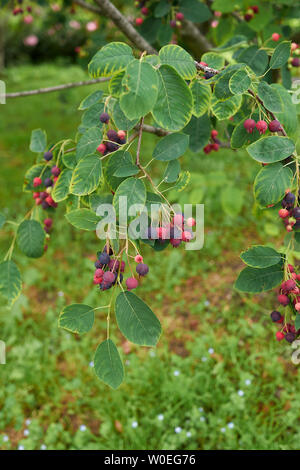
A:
[73,0,103,14]
[136,117,144,165]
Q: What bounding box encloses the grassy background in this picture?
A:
[1,64,300,450]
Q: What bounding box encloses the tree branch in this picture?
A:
[73,0,102,14]
[4,77,110,99]
[94,0,157,55]
[180,19,213,53]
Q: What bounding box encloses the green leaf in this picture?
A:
[229,69,251,95]
[190,80,211,117]
[113,178,146,217]
[78,90,103,110]
[254,162,293,207]
[247,136,295,163]
[153,133,189,161]
[30,129,47,153]
[94,339,124,389]
[163,160,181,183]
[211,94,242,120]
[257,81,282,113]
[70,154,102,196]
[159,45,196,80]
[154,0,171,17]
[17,220,45,258]
[183,114,211,152]
[88,42,134,78]
[152,65,193,131]
[115,291,161,346]
[214,64,243,99]
[240,245,282,269]
[166,170,190,192]
[23,164,45,192]
[270,41,291,69]
[51,169,72,202]
[231,121,260,149]
[178,0,212,22]
[81,102,104,129]
[76,127,102,161]
[113,163,139,177]
[0,260,22,307]
[112,101,138,131]
[238,46,269,75]
[65,208,100,231]
[272,84,298,137]
[201,52,225,69]
[109,70,125,98]
[59,304,94,334]
[62,152,77,170]
[295,314,300,331]
[105,150,134,191]
[235,263,284,293]
[120,60,158,120]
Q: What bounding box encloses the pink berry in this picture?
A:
[288,264,295,273]
[44,218,53,228]
[135,17,143,26]
[93,276,102,285]
[295,303,300,312]
[176,12,184,20]
[244,119,256,133]
[126,277,138,290]
[187,217,196,227]
[173,213,184,226]
[95,268,104,278]
[103,271,115,284]
[117,130,126,140]
[182,231,192,242]
[135,255,143,263]
[170,238,181,248]
[276,331,285,341]
[97,143,106,154]
[35,198,42,205]
[278,294,289,306]
[214,10,222,17]
[256,120,268,135]
[272,33,280,41]
[291,42,299,51]
[33,177,42,187]
[278,209,289,219]
[211,129,218,139]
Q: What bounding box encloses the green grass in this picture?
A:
[1,63,300,451]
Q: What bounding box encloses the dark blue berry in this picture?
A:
[107,129,119,142]
[100,112,110,123]
[95,260,103,269]
[44,151,53,161]
[270,311,282,322]
[285,332,296,343]
[285,192,295,205]
[98,252,110,265]
[44,177,53,187]
[293,207,300,219]
[136,263,149,276]
[204,71,214,79]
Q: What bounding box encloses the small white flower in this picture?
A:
[149,350,156,357]
[238,390,244,397]
[23,429,29,436]
[25,419,31,426]
[200,416,205,422]
[58,291,64,297]
[18,445,24,450]
[228,422,234,429]
[198,407,204,412]
[79,425,87,432]
[131,421,138,428]
[221,427,226,433]
[157,414,164,421]
[3,435,9,442]
[40,444,47,450]
[186,431,192,437]
[201,357,207,362]
[173,370,180,376]
[208,348,214,354]
[204,300,210,306]
[174,427,182,434]
[245,379,251,386]
[89,361,94,367]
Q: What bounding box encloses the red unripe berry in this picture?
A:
[278,294,290,306]
[95,268,104,278]
[282,279,296,291]
[286,225,293,232]
[117,130,126,140]
[173,213,184,226]
[35,198,42,205]
[97,143,106,154]
[157,227,167,239]
[256,120,268,135]
[141,6,149,15]
[291,58,300,67]
[182,231,192,242]
[279,209,289,219]
[44,218,53,228]
[126,277,138,290]
[170,238,181,247]
[135,17,143,26]
[244,13,253,22]
[244,119,256,133]
[187,217,196,227]
[170,19,177,28]
[93,276,102,285]
[211,129,218,139]
[272,33,280,41]
[203,144,213,154]
[135,255,143,263]
[288,264,295,273]
[268,120,281,132]
[296,274,300,281]
[291,273,297,280]
[33,177,42,187]
[33,192,40,199]
[276,331,285,341]
[251,5,259,13]
[295,303,300,312]
[214,11,222,17]
[291,42,299,51]
[176,12,184,20]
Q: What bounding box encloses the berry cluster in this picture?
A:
[204,130,221,154]
[93,246,149,292]
[289,42,300,68]
[97,113,126,156]
[13,0,32,16]
[32,152,60,211]
[243,5,259,22]
[134,0,149,26]
[244,118,282,135]
[271,264,300,342]
[278,191,300,233]
[146,213,196,248]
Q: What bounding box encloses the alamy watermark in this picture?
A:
[0,340,6,364]
[292,79,300,105]
[95,201,204,250]
[0,80,6,104]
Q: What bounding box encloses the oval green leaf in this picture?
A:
[17,220,45,258]
[59,304,94,334]
[94,339,124,389]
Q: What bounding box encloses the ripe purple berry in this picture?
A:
[44,151,53,161]
[44,177,53,187]
[204,71,214,79]
[103,271,115,283]
[98,252,110,265]
[270,311,282,322]
[107,129,119,142]
[51,166,61,177]
[100,112,110,123]
[285,332,296,343]
[95,260,103,269]
[136,263,149,276]
[108,259,120,272]
[268,120,281,132]
[293,207,300,219]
